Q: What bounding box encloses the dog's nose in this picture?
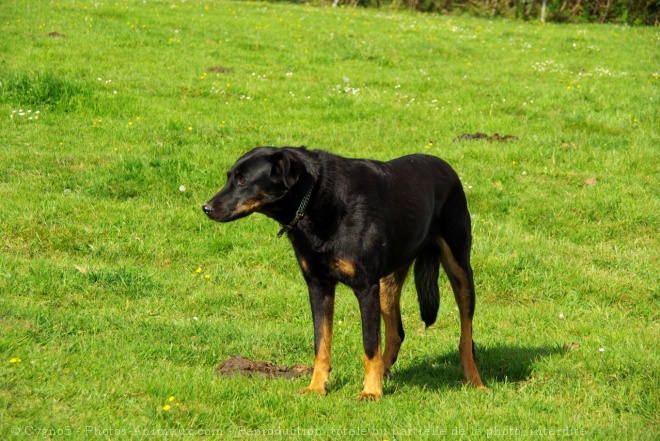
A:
[202,204,213,215]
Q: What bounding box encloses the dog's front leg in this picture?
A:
[357,284,384,401]
[299,280,335,395]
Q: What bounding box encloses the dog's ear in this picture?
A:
[270,151,301,188]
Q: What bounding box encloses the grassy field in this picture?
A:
[1,0,658,439]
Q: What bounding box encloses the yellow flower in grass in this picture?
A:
[9,357,22,363]
[162,396,176,411]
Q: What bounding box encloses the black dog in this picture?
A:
[203,147,486,400]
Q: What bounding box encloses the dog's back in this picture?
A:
[303,150,468,276]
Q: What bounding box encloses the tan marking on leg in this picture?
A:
[333,259,356,277]
[438,239,463,282]
[379,265,410,376]
[359,346,384,401]
[438,239,486,390]
[458,318,487,390]
[300,312,333,395]
[379,276,400,375]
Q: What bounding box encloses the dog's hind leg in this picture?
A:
[379,264,411,377]
[356,283,384,401]
[300,280,336,395]
[438,237,487,390]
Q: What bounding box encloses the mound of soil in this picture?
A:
[207,66,233,73]
[215,355,313,379]
[454,132,518,142]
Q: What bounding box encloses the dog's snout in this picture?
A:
[202,204,213,215]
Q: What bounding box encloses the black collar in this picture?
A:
[276,183,314,238]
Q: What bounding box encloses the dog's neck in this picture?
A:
[276,182,314,238]
[261,174,316,233]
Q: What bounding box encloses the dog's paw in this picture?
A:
[358,390,382,401]
[298,384,328,396]
[462,379,491,394]
[478,385,491,394]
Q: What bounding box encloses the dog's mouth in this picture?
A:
[202,199,262,223]
[202,202,234,222]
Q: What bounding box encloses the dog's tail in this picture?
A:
[414,244,441,327]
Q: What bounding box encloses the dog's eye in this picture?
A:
[236,176,247,186]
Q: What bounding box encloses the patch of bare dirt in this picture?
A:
[454,132,518,142]
[215,355,312,379]
[208,66,233,73]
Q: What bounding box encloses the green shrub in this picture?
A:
[306,0,659,24]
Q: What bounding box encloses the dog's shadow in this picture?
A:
[391,344,561,391]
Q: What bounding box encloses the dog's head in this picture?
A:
[202,147,303,222]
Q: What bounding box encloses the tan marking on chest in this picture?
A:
[333,259,356,277]
[298,258,310,273]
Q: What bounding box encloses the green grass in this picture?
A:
[1,0,658,439]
